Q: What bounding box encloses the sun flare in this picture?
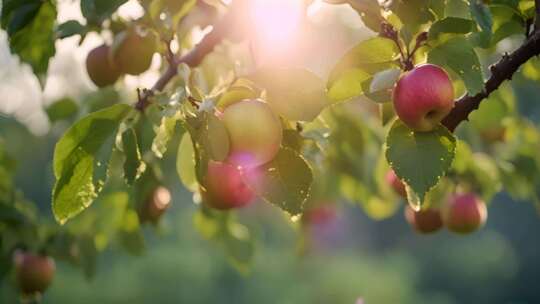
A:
[249,0,304,47]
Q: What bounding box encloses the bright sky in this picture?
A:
[0,0,363,135]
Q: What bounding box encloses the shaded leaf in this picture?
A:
[56,20,86,39]
[385,120,456,208]
[152,115,180,159]
[45,97,78,123]
[3,1,56,81]
[428,37,484,95]
[120,128,146,185]
[243,148,313,215]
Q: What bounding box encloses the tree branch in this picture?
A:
[536,0,540,29]
[135,9,233,111]
[441,29,540,132]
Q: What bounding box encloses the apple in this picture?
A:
[111,29,157,75]
[13,251,55,295]
[386,170,407,198]
[222,99,282,168]
[393,64,455,132]
[86,44,120,88]
[443,193,487,234]
[304,205,337,226]
[202,161,255,210]
[138,186,172,223]
[404,206,443,234]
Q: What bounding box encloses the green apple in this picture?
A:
[111,28,157,76]
[222,99,282,168]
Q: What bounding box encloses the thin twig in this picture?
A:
[135,6,235,111]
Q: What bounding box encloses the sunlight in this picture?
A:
[248,0,305,59]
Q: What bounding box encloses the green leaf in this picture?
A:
[176,133,198,192]
[242,148,313,216]
[56,20,86,39]
[217,79,260,110]
[428,17,474,42]
[152,115,180,159]
[328,37,398,102]
[470,0,493,33]
[1,0,41,35]
[446,0,471,19]
[45,97,78,123]
[250,68,328,122]
[390,0,435,27]
[327,68,370,102]
[52,104,132,224]
[380,102,396,126]
[362,68,401,104]
[282,129,304,152]
[4,1,56,81]
[81,0,128,24]
[385,120,456,208]
[428,37,484,95]
[120,128,146,185]
[183,113,230,186]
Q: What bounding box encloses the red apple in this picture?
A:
[13,251,55,295]
[202,161,255,210]
[404,206,443,234]
[443,193,487,234]
[304,205,337,226]
[393,64,455,132]
[386,170,407,198]
[139,186,172,223]
[86,44,120,88]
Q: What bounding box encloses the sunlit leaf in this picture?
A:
[52,104,132,224]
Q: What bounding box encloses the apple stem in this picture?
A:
[442,28,540,132]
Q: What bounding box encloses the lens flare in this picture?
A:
[247,0,305,63]
[249,0,303,46]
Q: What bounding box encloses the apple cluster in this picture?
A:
[202,99,283,210]
[387,170,488,235]
[86,27,157,88]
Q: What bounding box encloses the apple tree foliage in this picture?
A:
[2,0,540,293]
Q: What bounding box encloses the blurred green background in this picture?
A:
[0,115,539,304]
